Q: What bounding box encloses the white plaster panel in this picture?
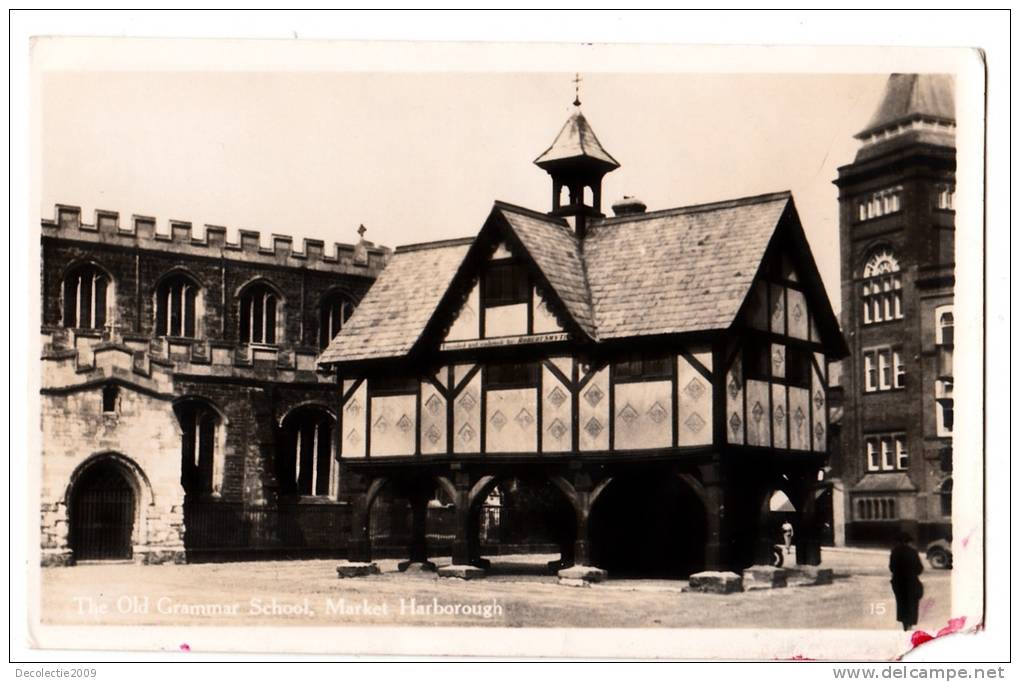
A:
[745,379,771,448]
[420,383,447,455]
[771,383,788,450]
[445,281,479,342]
[485,388,537,453]
[812,353,827,453]
[453,372,481,454]
[532,287,563,334]
[578,367,609,451]
[789,387,811,451]
[726,353,745,445]
[613,380,672,450]
[787,288,809,340]
[340,381,366,458]
[484,303,528,338]
[542,365,572,453]
[676,355,712,447]
[770,283,786,335]
[370,394,416,457]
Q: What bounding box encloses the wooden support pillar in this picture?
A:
[450,471,472,566]
[795,480,822,566]
[699,464,729,571]
[347,493,372,563]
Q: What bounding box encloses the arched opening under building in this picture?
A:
[278,406,336,497]
[366,480,454,560]
[589,473,707,579]
[469,476,575,574]
[69,458,137,561]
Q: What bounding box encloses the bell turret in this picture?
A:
[534,106,619,238]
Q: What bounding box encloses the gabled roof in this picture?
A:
[319,191,846,366]
[534,109,620,171]
[857,73,955,139]
[584,192,791,339]
[498,204,595,337]
[317,238,472,364]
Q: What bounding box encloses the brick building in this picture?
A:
[831,74,955,550]
[39,206,388,565]
[320,106,848,579]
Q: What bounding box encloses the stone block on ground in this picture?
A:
[557,565,607,587]
[336,561,380,578]
[742,565,787,590]
[397,560,437,574]
[787,565,833,586]
[685,570,744,594]
[437,564,486,580]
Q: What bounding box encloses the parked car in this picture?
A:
[926,539,953,569]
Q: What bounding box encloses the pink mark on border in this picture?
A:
[961,527,977,549]
[179,643,191,652]
[911,616,967,648]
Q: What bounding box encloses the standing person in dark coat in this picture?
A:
[889,532,924,631]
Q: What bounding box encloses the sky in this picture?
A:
[39,70,889,310]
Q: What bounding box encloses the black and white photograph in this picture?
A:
[10,11,1006,669]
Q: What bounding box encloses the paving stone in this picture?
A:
[397,560,437,574]
[786,565,834,586]
[437,564,486,580]
[742,565,787,590]
[557,565,608,586]
[685,570,744,594]
[336,561,381,578]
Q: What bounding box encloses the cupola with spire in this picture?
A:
[534,81,619,238]
[854,73,955,162]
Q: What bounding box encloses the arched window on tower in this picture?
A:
[279,407,336,497]
[63,264,112,330]
[938,478,953,517]
[861,248,903,324]
[155,273,202,338]
[239,281,282,345]
[174,399,223,496]
[319,292,355,349]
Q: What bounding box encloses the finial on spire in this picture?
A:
[572,73,582,107]
[357,224,367,239]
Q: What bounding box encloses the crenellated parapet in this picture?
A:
[41,327,334,389]
[41,204,391,276]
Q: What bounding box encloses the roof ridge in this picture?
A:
[492,200,571,226]
[592,190,792,227]
[394,237,475,253]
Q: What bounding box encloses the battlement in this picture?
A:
[41,327,334,389]
[41,204,391,276]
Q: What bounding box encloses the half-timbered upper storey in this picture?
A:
[320,191,847,461]
[319,107,847,463]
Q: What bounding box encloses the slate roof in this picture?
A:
[584,192,790,339]
[857,73,955,138]
[317,238,472,364]
[534,109,620,170]
[320,191,812,365]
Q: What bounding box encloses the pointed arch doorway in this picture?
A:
[70,459,136,560]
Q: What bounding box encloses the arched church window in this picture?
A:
[175,399,222,496]
[861,248,903,324]
[239,281,281,345]
[319,292,355,349]
[63,264,112,330]
[936,307,954,346]
[279,407,335,497]
[155,273,202,338]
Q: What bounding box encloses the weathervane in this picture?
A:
[572,73,582,107]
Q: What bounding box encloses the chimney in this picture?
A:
[611,196,647,217]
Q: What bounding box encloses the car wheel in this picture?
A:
[928,547,951,570]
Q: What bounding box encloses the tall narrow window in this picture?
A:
[939,478,953,516]
[878,348,891,390]
[893,349,905,388]
[155,274,201,338]
[864,351,877,392]
[936,308,955,346]
[62,265,111,329]
[102,385,119,413]
[861,249,903,324]
[866,440,879,471]
[319,292,355,349]
[279,408,335,497]
[895,436,909,470]
[175,399,221,496]
[239,282,281,344]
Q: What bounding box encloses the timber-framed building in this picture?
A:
[320,107,849,577]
